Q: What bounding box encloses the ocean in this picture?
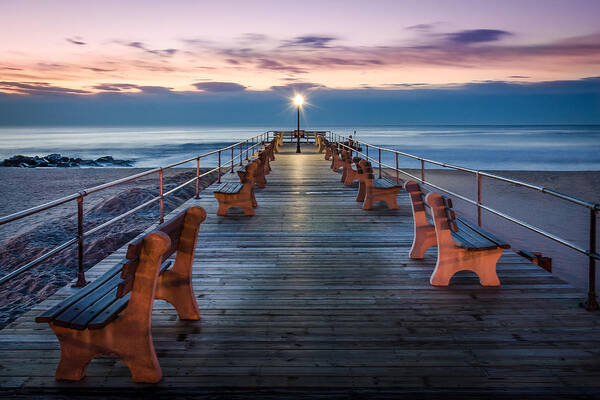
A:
[1,125,599,170]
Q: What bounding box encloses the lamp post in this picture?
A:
[293,94,304,153]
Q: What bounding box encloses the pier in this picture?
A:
[1,140,600,397]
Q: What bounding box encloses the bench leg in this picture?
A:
[341,167,347,183]
[409,226,437,259]
[51,321,162,383]
[256,177,266,188]
[382,196,399,210]
[362,193,374,210]
[53,327,101,381]
[156,270,200,320]
[356,182,366,202]
[216,203,230,216]
[363,189,401,210]
[119,335,162,383]
[251,189,258,208]
[242,205,255,216]
[344,171,357,186]
[430,248,502,286]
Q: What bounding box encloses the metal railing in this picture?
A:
[273,130,328,144]
[327,132,600,310]
[0,132,273,287]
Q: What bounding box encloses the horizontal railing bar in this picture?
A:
[0,193,82,226]
[0,238,78,285]
[337,134,599,210]
[0,132,269,225]
[86,160,241,238]
[376,159,593,256]
[3,164,228,281]
[371,158,594,258]
[0,131,278,286]
[337,140,596,258]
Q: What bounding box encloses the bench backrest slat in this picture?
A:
[157,211,186,261]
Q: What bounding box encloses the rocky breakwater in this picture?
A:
[0,154,134,168]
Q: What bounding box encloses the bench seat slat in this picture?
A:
[35,263,123,323]
[455,220,497,247]
[88,294,131,329]
[52,272,124,328]
[451,231,498,251]
[69,287,121,330]
[457,217,510,249]
[214,182,242,194]
[451,230,498,251]
[373,178,402,189]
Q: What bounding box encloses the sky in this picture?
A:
[1,0,599,125]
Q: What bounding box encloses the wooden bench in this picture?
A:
[355,159,403,210]
[318,137,328,154]
[254,154,267,188]
[330,146,343,172]
[404,180,437,259]
[267,139,276,162]
[324,141,335,160]
[261,141,274,174]
[340,151,359,186]
[35,206,206,383]
[273,133,282,153]
[214,161,258,216]
[424,191,510,286]
[315,134,326,151]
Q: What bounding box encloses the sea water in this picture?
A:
[0,125,599,170]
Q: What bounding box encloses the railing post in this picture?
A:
[477,172,482,226]
[246,139,249,160]
[195,157,200,199]
[395,153,399,183]
[218,150,221,183]
[586,208,599,310]
[378,148,382,178]
[366,144,369,159]
[159,168,164,224]
[421,159,425,183]
[230,147,234,173]
[72,194,87,287]
[239,143,243,166]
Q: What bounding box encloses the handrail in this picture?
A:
[329,132,599,310]
[332,134,598,210]
[0,131,272,286]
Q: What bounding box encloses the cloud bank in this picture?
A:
[1,77,598,125]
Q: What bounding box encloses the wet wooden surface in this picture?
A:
[1,143,599,397]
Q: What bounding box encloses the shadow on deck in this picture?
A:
[1,143,599,398]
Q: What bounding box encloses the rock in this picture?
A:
[0,154,134,168]
[95,156,114,163]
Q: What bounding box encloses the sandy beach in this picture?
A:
[0,167,218,329]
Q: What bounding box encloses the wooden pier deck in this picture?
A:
[2,144,600,398]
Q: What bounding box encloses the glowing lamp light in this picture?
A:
[293,94,304,106]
